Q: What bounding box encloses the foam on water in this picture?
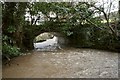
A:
[34,36,58,51]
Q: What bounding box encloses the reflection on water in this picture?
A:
[34,36,58,51]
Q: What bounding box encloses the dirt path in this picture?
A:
[2,48,118,78]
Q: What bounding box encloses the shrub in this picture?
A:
[2,43,20,57]
[2,35,21,60]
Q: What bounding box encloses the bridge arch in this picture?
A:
[33,31,69,51]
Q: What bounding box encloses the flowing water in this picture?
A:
[34,36,59,51]
[2,48,118,78]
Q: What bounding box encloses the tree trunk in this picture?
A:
[22,34,34,50]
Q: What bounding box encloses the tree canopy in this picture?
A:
[2,2,120,59]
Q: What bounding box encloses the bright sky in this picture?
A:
[96,0,118,12]
[92,0,119,17]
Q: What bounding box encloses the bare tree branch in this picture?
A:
[84,2,117,37]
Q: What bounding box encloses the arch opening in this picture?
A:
[33,32,67,51]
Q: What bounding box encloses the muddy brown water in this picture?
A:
[2,48,118,78]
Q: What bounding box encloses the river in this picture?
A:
[3,48,118,78]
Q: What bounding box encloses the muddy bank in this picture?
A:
[2,48,118,78]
